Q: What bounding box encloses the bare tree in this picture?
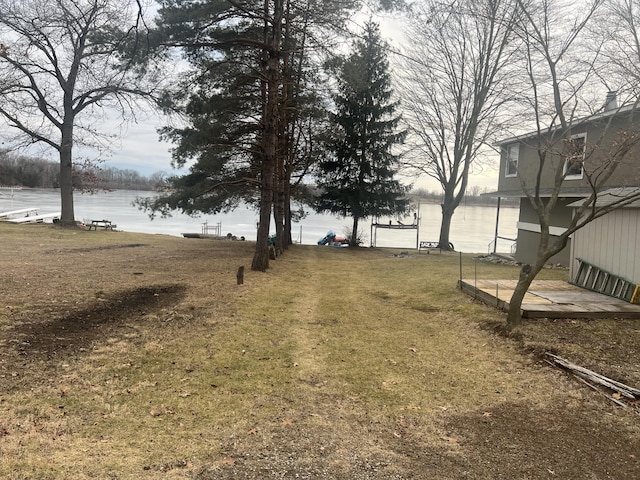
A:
[599,0,640,100]
[396,0,520,250]
[505,0,640,326]
[0,0,159,225]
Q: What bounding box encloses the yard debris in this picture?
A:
[545,352,640,409]
[391,251,412,258]
[475,254,567,269]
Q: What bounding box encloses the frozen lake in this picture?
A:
[0,188,518,253]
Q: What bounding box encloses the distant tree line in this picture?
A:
[0,150,163,191]
[411,187,518,207]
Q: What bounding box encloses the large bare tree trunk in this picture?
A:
[273,179,285,253]
[438,203,454,250]
[273,76,286,254]
[251,0,283,272]
[253,182,273,271]
[59,123,75,225]
[439,181,462,250]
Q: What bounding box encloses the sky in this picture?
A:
[100,115,178,177]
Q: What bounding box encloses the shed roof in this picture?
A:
[566,187,640,208]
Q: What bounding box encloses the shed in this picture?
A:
[568,188,640,293]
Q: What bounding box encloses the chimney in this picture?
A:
[604,91,617,111]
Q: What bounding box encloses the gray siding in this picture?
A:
[513,198,573,266]
[518,197,579,225]
[570,209,640,284]
[515,229,571,266]
[497,112,640,193]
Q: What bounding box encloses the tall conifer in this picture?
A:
[316,22,408,246]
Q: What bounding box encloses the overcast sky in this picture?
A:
[101,115,178,176]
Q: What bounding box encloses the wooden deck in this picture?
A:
[459,279,640,319]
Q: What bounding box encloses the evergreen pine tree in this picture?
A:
[317,21,408,246]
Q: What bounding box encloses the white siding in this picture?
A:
[570,209,640,284]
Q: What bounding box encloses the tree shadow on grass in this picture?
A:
[2,284,187,387]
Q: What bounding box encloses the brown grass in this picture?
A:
[1,223,639,479]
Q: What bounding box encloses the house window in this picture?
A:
[505,143,519,177]
[563,133,586,179]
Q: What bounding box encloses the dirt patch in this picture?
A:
[8,284,186,359]
[444,401,640,479]
[46,243,149,254]
[2,284,187,395]
[193,398,640,479]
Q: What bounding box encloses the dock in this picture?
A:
[459,279,640,319]
[0,207,40,220]
[182,233,226,239]
[6,212,61,224]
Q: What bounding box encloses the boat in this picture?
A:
[317,230,349,247]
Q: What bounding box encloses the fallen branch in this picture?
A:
[571,374,628,408]
[545,352,640,401]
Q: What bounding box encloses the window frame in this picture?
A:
[504,143,519,178]
[563,133,586,180]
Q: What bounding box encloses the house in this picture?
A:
[487,94,640,267]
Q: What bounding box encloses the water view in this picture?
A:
[0,188,518,253]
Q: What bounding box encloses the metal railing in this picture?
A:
[488,237,517,255]
[201,221,221,236]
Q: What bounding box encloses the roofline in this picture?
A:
[495,103,639,146]
[482,188,594,199]
[566,187,640,209]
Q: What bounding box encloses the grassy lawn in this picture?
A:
[1,223,638,479]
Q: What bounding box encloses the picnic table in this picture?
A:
[88,219,114,231]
